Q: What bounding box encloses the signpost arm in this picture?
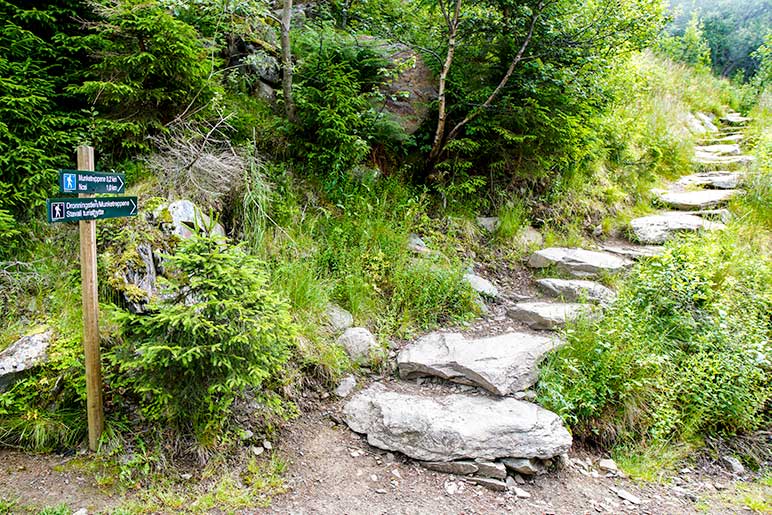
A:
[77,145,104,451]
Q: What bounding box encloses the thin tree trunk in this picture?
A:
[444,2,543,144]
[281,0,298,123]
[428,0,462,162]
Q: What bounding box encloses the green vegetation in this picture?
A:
[0,0,770,506]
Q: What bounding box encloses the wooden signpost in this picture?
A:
[47,146,138,451]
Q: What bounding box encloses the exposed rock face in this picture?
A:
[629,214,725,244]
[508,302,595,330]
[535,278,616,305]
[464,273,499,298]
[154,200,226,239]
[675,171,742,190]
[527,248,631,277]
[653,189,739,210]
[326,303,354,332]
[343,383,572,462]
[338,328,379,364]
[382,46,437,135]
[0,329,52,390]
[397,332,561,395]
[118,243,162,314]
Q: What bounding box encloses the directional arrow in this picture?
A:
[58,170,127,194]
[47,196,139,223]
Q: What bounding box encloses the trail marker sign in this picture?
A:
[59,169,126,194]
[47,196,138,223]
[47,147,139,451]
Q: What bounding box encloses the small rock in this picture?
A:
[421,461,479,475]
[262,440,272,450]
[251,446,264,456]
[240,429,254,441]
[375,488,388,494]
[408,233,430,254]
[598,458,618,473]
[392,469,402,480]
[335,375,357,398]
[474,459,507,479]
[326,303,354,332]
[515,474,526,485]
[503,457,545,476]
[514,487,531,499]
[180,473,192,480]
[337,327,379,364]
[370,474,378,481]
[445,481,459,495]
[464,273,499,298]
[610,486,641,505]
[721,456,745,475]
[518,227,544,247]
[73,509,88,515]
[714,482,727,491]
[477,217,500,233]
[468,477,508,492]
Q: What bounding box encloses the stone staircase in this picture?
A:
[341,110,752,491]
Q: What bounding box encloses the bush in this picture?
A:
[110,235,295,446]
[538,231,771,447]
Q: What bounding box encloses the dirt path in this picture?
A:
[0,403,763,514]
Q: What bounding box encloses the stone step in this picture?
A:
[397,331,561,396]
[343,382,572,462]
[663,208,731,223]
[720,114,751,126]
[601,244,665,260]
[700,134,743,144]
[629,213,725,245]
[535,278,616,305]
[508,302,596,330]
[694,144,741,156]
[527,247,632,277]
[653,189,739,210]
[675,171,742,190]
[694,153,754,170]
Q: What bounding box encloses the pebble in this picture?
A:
[251,445,264,456]
[610,486,642,505]
[263,440,273,450]
[514,487,531,499]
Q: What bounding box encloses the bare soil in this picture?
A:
[0,401,762,514]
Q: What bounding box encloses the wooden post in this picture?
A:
[77,145,103,451]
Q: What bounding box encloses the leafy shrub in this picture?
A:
[292,24,407,180]
[110,235,295,446]
[538,231,771,446]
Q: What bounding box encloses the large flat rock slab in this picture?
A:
[508,302,595,330]
[675,171,742,190]
[629,214,725,244]
[535,278,616,305]
[527,248,631,277]
[654,189,739,210]
[397,332,560,395]
[694,144,741,156]
[343,382,572,462]
[0,330,52,390]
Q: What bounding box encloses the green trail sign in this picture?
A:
[47,196,138,223]
[59,169,126,194]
